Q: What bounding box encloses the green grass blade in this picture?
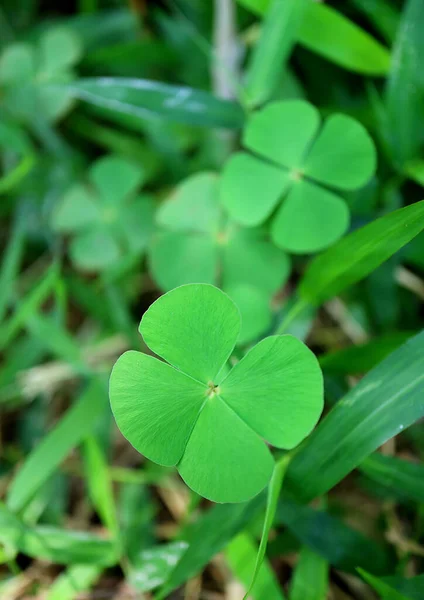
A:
[244,0,308,108]
[358,569,412,600]
[287,330,424,502]
[226,533,286,600]
[289,546,328,600]
[0,211,26,324]
[47,565,102,600]
[241,0,390,75]
[385,0,424,167]
[156,496,265,598]
[25,313,86,371]
[319,332,413,375]
[7,381,107,512]
[359,453,424,504]
[0,503,117,565]
[298,2,390,75]
[278,499,391,574]
[0,262,59,352]
[66,78,245,129]
[82,436,118,536]
[243,453,291,599]
[299,201,424,306]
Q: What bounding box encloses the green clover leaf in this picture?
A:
[51,155,155,272]
[148,172,290,343]
[220,100,376,254]
[0,27,81,123]
[109,284,323,503]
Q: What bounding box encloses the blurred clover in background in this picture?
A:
[149,172,290,344]
[221,100,377,253]
[50,155,155,272]
[0,26,82,124]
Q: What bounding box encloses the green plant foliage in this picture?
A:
[109,284,323,503]
[2,0,424,596]
[0,26,82,123]
[221,100,376,253]
[67,77,245,129]
[287,330,424,502]
[149,172,290,343]
[299,200,424,305]
[240,0,391,75]
[51,155,155,271]
[289,546,328,600]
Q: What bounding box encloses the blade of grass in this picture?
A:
[289,545,328,600]
[82,436,118,537]
[286,330,424,502]
[47,565,102,600]
[0,262,59,352]
[244,0,308,108]
[299,201,424,307]
[7,380,108,513]
[226,533,286,599]
[66,78,245,129]
[0,210,26,324]
[243,453,292,599]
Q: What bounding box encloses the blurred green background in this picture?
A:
[1,0,424,598]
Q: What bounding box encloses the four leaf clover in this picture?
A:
[0,27,81,123]
[51,155,155,272]
[149,172,290,343]
[109,284,323,503]
[220,100,376,254]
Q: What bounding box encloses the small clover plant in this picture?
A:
[109,284,323,503]
[220,100,376,253]
[0,27,81,123]
[149,172,290,344]
[51,155,155,272]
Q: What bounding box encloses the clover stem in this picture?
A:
[243,452,293,600]
[276,298,309,335]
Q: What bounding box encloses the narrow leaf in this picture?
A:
[289,546,328,600]
[243,453,291,599]
[241,0,390,75]
[0,503,117,565]
[157,496,265,598]
[359,453,424,504]
[66,78,245,129]
[278,499,392,574]
[47,565,101,600]
[82,436,118,535]
[358,569,412,600]
[287,331,424,502]
[299,201,424,306]
[298,2,390,75]
[244,0,308,107]
[0,211,26,324]
[7,381,107,512]
[385,0,424,167]
[226,534,286,600]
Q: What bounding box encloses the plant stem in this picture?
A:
[244,452,292,599]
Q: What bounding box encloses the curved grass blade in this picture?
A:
[226,533,286,599]
[66,78,245,129]
[244,0,308,107]
[240,0,390,75]
[243,453,291,599]
[287,330,424,502]
[7,381,107,512]
[299,201,424,306]
[385,0,424,167]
